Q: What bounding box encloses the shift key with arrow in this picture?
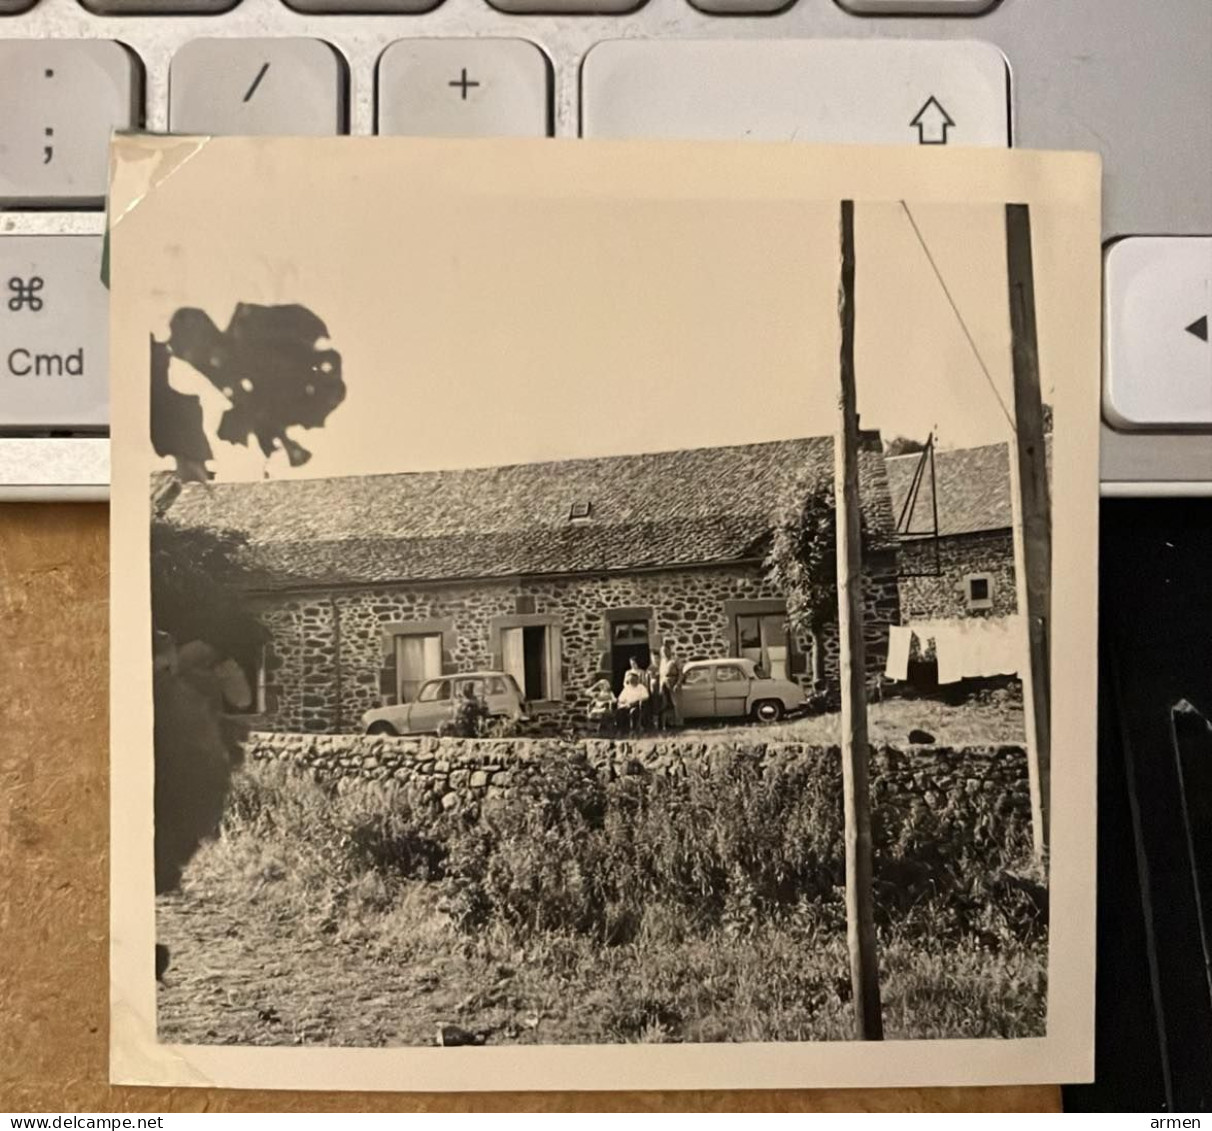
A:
[911,96,955,145]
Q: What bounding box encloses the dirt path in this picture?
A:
[159,883,591,1047]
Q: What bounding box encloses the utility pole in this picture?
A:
[1005,203,1052,857]
[836,199,884,1040]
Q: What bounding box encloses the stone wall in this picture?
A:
[896,530,1018,622]
[246,731,1031,829]
[251,553,900,734]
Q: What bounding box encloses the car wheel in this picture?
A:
[752,699,783,723]
[366,721,399,736]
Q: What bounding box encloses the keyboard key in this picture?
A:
[169,39,346,135]
[0,237,108,431]
[286,0,440,13]
[690,0,795,13]
[82,0,237,13]
[0,41,141,207]
[487,0,642,15]
[581,39,1009,147]
[837,0,996,12]
[1104,237,1212,429]
[377,40,549,138]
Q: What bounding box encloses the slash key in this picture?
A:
[0,237,109,431]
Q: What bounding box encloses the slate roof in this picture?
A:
[885,442,1012,538]
[164,436,897,590]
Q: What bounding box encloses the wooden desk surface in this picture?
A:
[0,503,1061,1113]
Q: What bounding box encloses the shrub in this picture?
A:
[215,743,1042,951]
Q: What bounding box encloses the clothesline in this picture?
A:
[885,615,1028,685]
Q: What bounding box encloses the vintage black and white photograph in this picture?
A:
[108,137,1100,1090]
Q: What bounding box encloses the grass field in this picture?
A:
[157,717,1046,1048]
[706,686,1025,747]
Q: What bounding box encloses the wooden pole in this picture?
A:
[836,199,884,1040]
[1005,203,1052,857]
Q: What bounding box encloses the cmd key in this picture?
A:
[0,237,109,431]
[0,41,142,207]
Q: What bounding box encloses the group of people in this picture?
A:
[586,640,684,735]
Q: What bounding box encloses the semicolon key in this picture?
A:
[0,40,142,207]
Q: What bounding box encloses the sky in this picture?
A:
[146,181,1052,483]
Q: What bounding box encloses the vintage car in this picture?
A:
[362,671,529,735]
[674,658,806,723]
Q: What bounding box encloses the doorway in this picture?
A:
[610,618,651,692]
[501,623,553,701]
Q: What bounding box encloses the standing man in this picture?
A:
[657,639,683,730]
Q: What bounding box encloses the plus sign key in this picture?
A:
[0,41,142,206]
[0,238,109,430]
[377,40,550,137]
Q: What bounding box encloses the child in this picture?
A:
[586,678,617,735]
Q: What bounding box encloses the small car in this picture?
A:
[362,671,529,735]
[674,658,806,723]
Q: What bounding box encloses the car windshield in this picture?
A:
[504,673,525,699]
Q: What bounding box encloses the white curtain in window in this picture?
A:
[397,633,442,702]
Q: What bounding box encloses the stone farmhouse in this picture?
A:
[164,435,901,733]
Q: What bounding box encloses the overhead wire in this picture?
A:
[898,200,1017,435]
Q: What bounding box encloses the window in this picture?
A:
[735,613,790,680]
[965,573,994,611]
[612,620,649,643]
[220,647,265,716]
[457,678,487,700]
[715,665,747,683]
[568,500,592,521]
[396,632,443,702]
[417,679,451,703]
[681,666,713,687]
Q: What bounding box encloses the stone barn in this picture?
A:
[884,442,1019,623]
[881,440,1050,688]
[164,435,901,733]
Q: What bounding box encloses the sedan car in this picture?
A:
[362,671,529,736]
[674,658,806,723]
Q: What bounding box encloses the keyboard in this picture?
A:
[1,0,1210,498]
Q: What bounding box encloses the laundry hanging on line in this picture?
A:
[883,615,1026,684]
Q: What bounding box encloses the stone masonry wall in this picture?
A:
[251,554,900,734]
[246,731,1031,834]
[896,530,1018,623]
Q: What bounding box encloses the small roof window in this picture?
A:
[568,500,592,521]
